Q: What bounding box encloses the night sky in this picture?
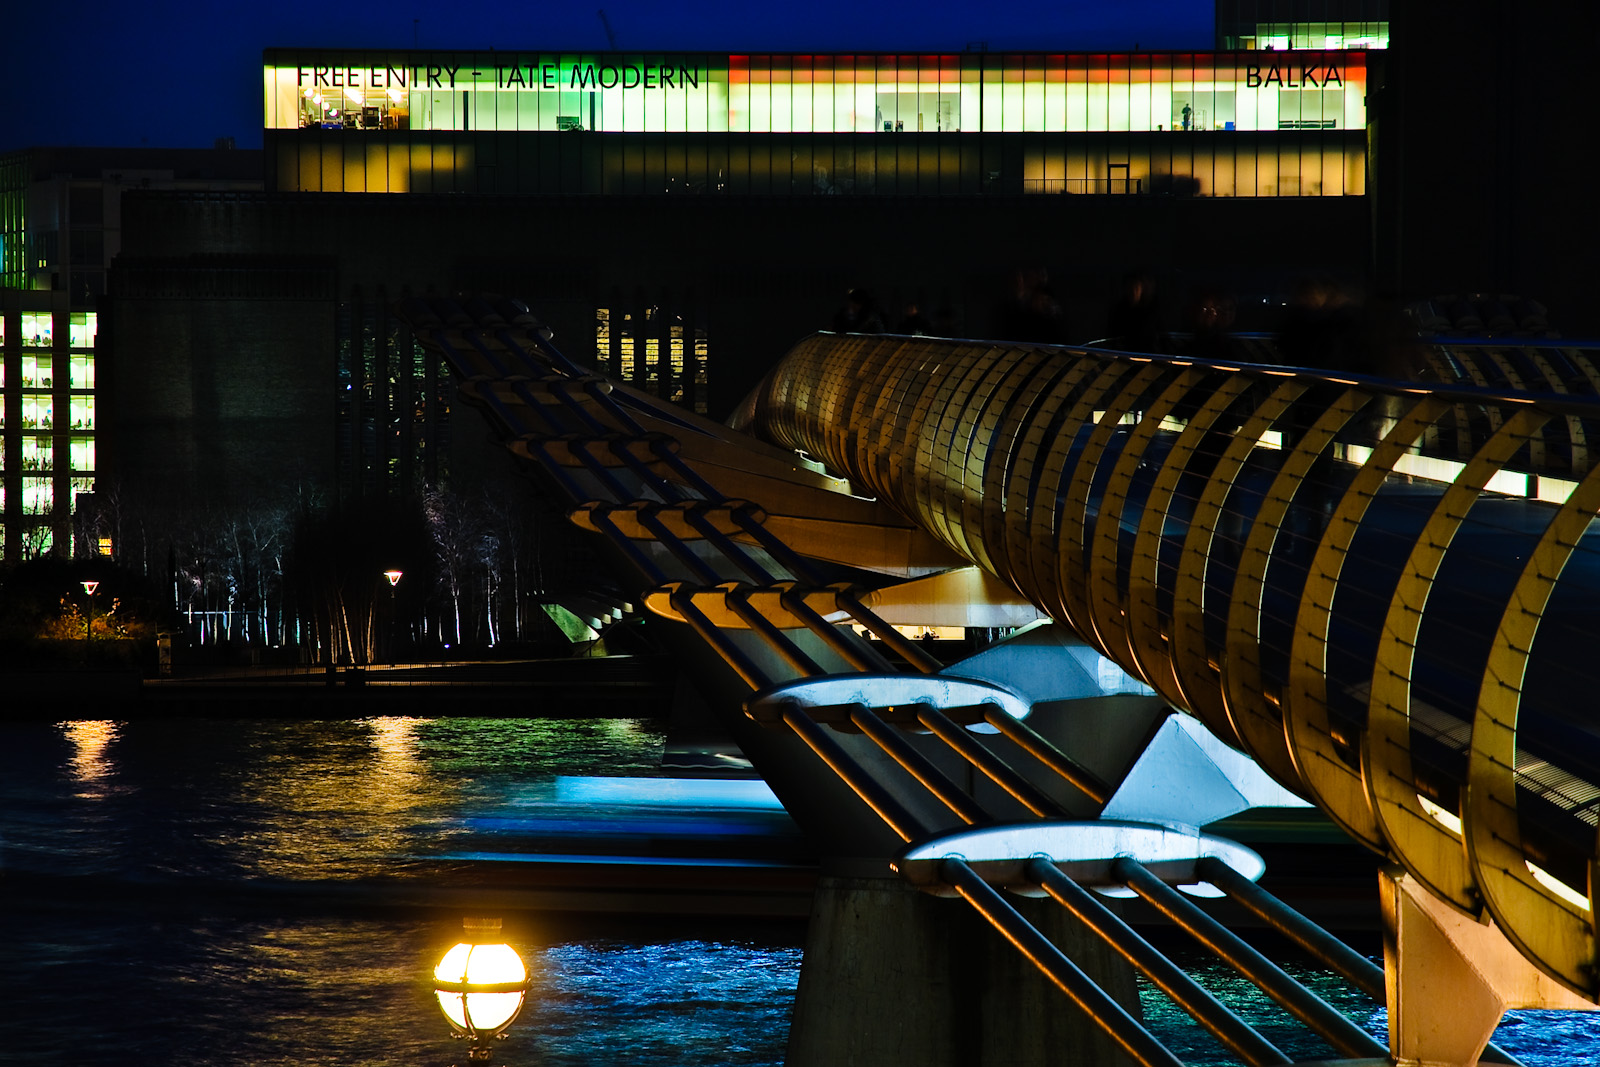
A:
[9,0,1211,152]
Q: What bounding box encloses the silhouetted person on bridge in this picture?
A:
[1106,269,1164,353]
[994,267,1068,344]
[831,288,885,334]
[897,302,932,335]
[1180,289,1237,361]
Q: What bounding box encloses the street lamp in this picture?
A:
[81,580,99,663]
[383,569,403,666]
[433,917,528,1063]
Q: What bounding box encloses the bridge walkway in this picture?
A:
[402,294,1598,1065]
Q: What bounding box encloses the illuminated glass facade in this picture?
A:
[1214,0,1389,51]
[1228,22,1388,49]
[1,292,97,562]
[265,49,1368,198]
[594,301,709,415]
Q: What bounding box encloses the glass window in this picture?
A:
[18,523,52,557]
[21,311,52,347]
[728,55,750,132]
[691,55,720,133]
[71,437,95,473]
[767,56,790,134]
[23,477,52,513]
[70,315,96,349]
[791,55,814,133]
[1085,54,1109,133]
[23,397,52,430]
[21,354,51,389]
[958,60,980,132]
[22,436,50,472]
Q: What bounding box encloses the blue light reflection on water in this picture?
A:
[530,939,804,1066]
[4,716,1599,1066]
[2,716,808,1066]
[1136,948,1600,1066]
[2,909,804,1067]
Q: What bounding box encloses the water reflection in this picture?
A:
[60,719,120,796]
[10,717,672,885]
[526,939,803,1066]
[7,716,1596,1067]
[1136,947,1599,1067]
[1,904,802,1067]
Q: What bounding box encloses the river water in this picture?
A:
[2,716,1594,1065]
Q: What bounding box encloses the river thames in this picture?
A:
[2,715,1594,1065]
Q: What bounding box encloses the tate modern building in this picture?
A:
[262,49,1370,198]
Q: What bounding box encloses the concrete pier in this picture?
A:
[787,872,1139,1067]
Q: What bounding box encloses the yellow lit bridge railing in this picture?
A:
[743,331,1600,1000]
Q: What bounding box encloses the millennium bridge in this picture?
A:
[402,294,1600,1067]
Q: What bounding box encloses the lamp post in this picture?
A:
[82,580,99,664]
[433,917,527,1063]
[383,569,403,667]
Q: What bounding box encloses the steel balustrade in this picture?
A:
[746,332,1600,1000]
[405,294,1600,1064]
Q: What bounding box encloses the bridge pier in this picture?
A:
[1381,868,1595,1066]
[787,870,1140,1067]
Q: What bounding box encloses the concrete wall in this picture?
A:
[105,258,337,515]
[1376,0,1600,335]
[118,190,1372,419]
[789,874,1140,1067]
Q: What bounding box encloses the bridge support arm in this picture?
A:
[942,858,1184,1067]
[1381,868,1595,1067]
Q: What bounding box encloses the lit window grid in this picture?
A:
[694,331,708,415]
[1236,22,1390,51]
[595,307,612,376]
[20,396,98,433]
[2,306,98,560]
[266,52,1367,136]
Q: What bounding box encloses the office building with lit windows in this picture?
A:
[261,49,1372,198]
[0,291,99,559]
[99,43,1390,543]
[0,147,260,562]
[104,0,1595,576]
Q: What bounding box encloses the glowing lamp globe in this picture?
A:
[433,918,527,1058]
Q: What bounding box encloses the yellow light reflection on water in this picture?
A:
[218,717,439,881]
[194,715,667,882]
[60,720,119,794]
